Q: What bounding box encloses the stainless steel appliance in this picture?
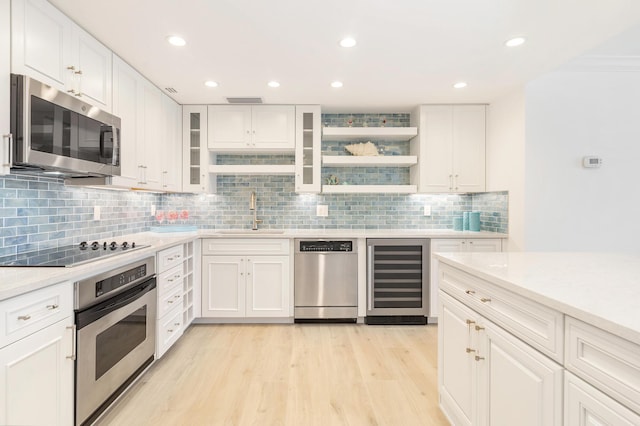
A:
[294,240,358,321]
[0,240,149,267]
[9,74,121,177]
[74,257,156,426]
[366,238,429,325]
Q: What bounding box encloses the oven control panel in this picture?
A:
[95,264,147,297]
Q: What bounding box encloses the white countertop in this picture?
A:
[434,251,640,346]
[0,228,506,302]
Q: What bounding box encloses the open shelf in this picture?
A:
[209,165,295,175]
[322,127,418,142]
[322,184,417,194]
[322,155,418,167]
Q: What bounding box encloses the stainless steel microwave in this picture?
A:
[9,74,121,177]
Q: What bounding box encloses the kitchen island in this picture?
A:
[435,251,640,426]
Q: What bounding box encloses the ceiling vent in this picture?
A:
[225,97,263,104]
[165,87,178,94]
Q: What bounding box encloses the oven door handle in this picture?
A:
[76,279,156,329]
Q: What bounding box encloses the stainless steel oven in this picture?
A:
[74,257,156,426]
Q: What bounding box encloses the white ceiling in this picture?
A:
[49,0,640,112]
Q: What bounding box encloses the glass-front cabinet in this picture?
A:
[294,105,321,193]
[182,105,211,193]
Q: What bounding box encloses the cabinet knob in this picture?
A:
[475,325,485,331]
[465,319,475,325]
[465,347,476,353]
[475,356,485,362]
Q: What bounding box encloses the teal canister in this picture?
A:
[469,211,481,232]
[453,216,463,231]
[462,211,470,231]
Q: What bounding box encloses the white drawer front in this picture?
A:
[565,317,640,415]
[202,238,290,256]
[156,304,183,358]
[158,282,183,319]
[0,282,73,348]
[565,372,640,426]
[157,245,184,272]
[440,264,564,362]
[158,264,184,295]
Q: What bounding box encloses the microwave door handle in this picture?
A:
[113,127,120,166]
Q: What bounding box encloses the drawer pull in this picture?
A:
[168,300,174,304]
[167,257,174,261]
[67,325,76,360]
[475,356,485,362]
[174,322,180,326]
[18,315,31,321]
[168,278,174,282]
[466,347,476,353]
[168,329,174,333]
[174,295,181,299]
[465,290,475,295]
[47,304,59,310]
[480,298,492,303]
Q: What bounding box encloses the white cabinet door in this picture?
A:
[11,0,71,88]
[202,256,246,317]
[245,256,290,317]
[0,316,74,426]
[72,24,112,110]
[565,372,640,426]
[420,105,454,193]
[479,318,563,426]
[294,105,321,193]
[430,239,465,318]
[112,55,144,187]
[182,105,210,193]
[142,82,163,189]
[453,105,486,193]
[208,105,252,150]
[161,94,182,192]
[251,105,295,150]
[439,292,479,426]
[1,0,10,175]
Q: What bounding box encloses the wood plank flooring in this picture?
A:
[97,324,450,426]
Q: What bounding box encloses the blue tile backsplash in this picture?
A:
[0,112,507,255]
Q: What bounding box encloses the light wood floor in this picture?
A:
[97,324,450,426]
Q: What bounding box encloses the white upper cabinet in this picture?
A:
[182,105,211,193]
[1,0,10,175]
[11,0,112,111]
[415,105,486,193]
[161,94,182,192]
[294,105,321,193]
[208,105,295,152]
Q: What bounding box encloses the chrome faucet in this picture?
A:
[249,191,263,230]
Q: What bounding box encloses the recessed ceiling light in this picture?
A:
[331,81,343,88]
[339,37,357,48]
[505,37,526,47]
[267,81,280,88]
[166,35,186,47]
[204,80,218,88]
[453,82,467,89]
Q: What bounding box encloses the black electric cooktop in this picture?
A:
[0,241,149,267]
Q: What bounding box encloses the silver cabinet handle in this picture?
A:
[47,304,59,310]
[67,325,76,360]
[18,315,31,321]
[2,134,13,167]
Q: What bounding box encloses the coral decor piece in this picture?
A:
[344,141,380,156]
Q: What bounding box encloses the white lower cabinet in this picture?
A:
[430,238,502,319]
[565,372,640,426]
[0,282,74,426]
[439,291,563,426]
[201,238,291,319]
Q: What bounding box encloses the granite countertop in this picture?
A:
[0,228,507,302]
[434,251,640,346]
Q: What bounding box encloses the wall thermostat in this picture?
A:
[582,156,603,168]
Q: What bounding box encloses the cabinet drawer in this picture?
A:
[439,264,564,362]
[157,245,184,272]
[158,264,183,295]
[158,281,183,319]
[565,372,640,426]
[565,317,640,415]
[156,304,183,358]
[0,281,73,348]
[202,238,290,256]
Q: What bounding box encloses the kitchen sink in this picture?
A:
[215,229,285,235]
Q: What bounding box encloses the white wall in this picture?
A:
[487,88,526,251]
[524,70,640,252]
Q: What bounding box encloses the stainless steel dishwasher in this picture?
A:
[294,240,358,322]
